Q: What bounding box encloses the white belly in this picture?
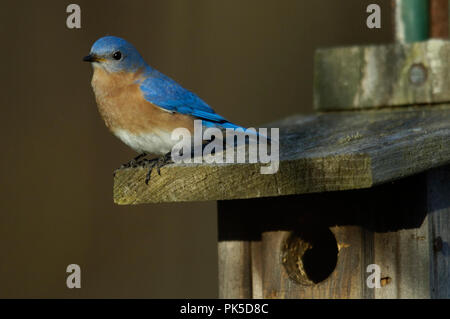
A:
[113,129,176,155]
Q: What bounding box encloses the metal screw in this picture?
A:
[408,63,427,86]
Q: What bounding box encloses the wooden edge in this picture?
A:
[113,154,372,205]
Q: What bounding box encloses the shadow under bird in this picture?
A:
[83,36,246,184]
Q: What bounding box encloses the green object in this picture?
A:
[396,0,429,42]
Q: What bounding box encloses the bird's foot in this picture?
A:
[144,152,173,185]
[120,152,148,169]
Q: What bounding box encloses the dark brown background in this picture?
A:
[0,0,391,298]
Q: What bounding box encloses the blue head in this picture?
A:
[83,36,147,73]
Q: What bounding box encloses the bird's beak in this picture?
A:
[83,54,100,62]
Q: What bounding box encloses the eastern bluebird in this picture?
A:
[83,36,247,183]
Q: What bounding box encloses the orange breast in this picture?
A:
[91,66,194,135]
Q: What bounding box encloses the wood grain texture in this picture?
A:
[427,166,450,298]
[374,223,431,298]
[216,177,427,298]
[259,227,371,299]
[114,104,450,204]
[218,241,252,298]
[314,39,450,111]
[250,241,263,299]
[430,0,448,39]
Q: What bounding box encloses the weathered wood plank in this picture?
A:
[114,104,450,204]
[217,176,427,298]
[260,227,370,299]
[430,0,448,39]
[374,224,431,298]
[314,40,450,111]
[217,201,255,298]
[218,241,252,298]
[427,166,450,298]
[250,241,263,299]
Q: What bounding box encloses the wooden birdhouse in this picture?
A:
[113,0,449,298]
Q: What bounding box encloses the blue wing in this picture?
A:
[139,69,240,129]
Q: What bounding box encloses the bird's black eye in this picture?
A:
[112,51,122,60]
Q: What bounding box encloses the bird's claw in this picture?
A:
[120,152,148,168]
[144,153,173,185]
[116,152,172,184]
[120,161,136,169]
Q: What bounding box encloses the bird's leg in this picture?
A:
[120,152,148,168]
[145,152,173,185]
